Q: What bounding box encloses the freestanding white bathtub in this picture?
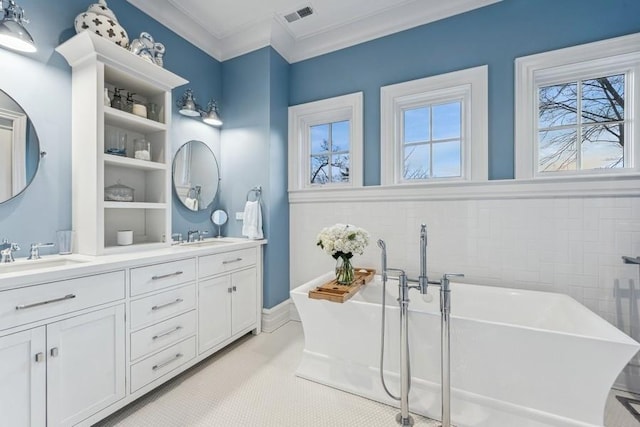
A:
[291,273,640,427]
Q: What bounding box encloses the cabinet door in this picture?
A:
[231,267,257,336]
[198,275,232,354]
[47,305,125,427]
[0,328,46,427]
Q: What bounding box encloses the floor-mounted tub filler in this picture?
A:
[291,230,640,427]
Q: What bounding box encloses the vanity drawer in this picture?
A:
[130,258,196,296]
[0,270,125,331]
[199,248,256,278]
[130,310,196,361]
[130,336,196,393]
[130,284,196,330]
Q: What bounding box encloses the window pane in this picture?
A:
[538,83,577,128]
[582,124,624,169]
[432,140,461,177]
[432,102,461,140]
[310,155,329,184]
[581,74,624,124]
[403,107,429,143]
[332,120,350,152]
[311,124,329,154]
[403,144,430,179]
[332,153,350,182]
[538,128,577,172]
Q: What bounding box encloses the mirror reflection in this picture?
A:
[0,89,41,204]
[172,140,220,211]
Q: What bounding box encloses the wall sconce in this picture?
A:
[176,89,223,127]
[0,0,36,53]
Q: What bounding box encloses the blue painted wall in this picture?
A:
[0,0,221,257]
[220,47,290,309]
[289,0,640,182]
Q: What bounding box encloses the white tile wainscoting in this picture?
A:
[289,178,640,388]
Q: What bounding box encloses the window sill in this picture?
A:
[288,174,640,204]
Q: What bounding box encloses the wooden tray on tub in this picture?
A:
[308,268,376,303]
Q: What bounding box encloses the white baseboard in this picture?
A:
[262,299,294,332]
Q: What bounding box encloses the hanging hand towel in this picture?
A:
[242,200,263,239]
[184,197,198,211]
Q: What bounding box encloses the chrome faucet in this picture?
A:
[187,230,200,242]
[0,240,20,263]
[28,242,55,260]
[171,233,183,245]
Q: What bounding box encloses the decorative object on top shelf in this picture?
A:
[0,0,36,52]
[74,0,129,48]
[176,89,223,127]
[129,32,165,67]
[317,223,370,285]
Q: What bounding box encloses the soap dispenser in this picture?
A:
[111,88,123,110]
[125,92,136,113]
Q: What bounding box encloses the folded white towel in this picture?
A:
[184,197,198,211]
[242,200,263,239]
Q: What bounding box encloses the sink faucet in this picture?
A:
[28,242,55,260]
[171,233,183,245]
[187,230,200,242]
[0,240,20,263]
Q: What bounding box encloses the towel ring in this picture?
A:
[246,186,262,202]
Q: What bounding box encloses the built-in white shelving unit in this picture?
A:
[57,31,187,255]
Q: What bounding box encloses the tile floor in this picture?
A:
[97,321,640,427]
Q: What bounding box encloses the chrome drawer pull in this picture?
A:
[222,258,243,265]
[151,271,183,280]
[35,352,44,363]
[16,294,76,310]
[152,326,183,340]
[151,298,184,311]
[152,353,183,371]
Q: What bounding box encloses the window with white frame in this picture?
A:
[380,66,488,185]
[288,92,363,190]
[515,33,640,179]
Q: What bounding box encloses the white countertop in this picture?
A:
[0,237,267,291]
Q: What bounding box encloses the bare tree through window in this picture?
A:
[538,74,624,172]
[310,121,350,184]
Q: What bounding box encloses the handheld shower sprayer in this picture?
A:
[377,239,387,281]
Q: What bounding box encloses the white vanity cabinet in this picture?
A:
[0,271,126,427]
[198,249,259,354]
[56,31,188,255]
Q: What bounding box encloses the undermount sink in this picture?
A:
[177,238,235,248]
[0,257,88,274]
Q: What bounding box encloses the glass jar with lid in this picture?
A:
[104,181,134,202]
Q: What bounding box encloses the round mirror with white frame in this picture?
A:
[0,89,42,204]
[172,140,220,211]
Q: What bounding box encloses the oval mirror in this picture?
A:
[0,89,41,204]
[172,140,220,211]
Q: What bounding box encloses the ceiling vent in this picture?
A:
[283,5,314,23]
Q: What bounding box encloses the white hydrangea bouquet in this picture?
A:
[317,223,370,285]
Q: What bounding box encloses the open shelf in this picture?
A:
[104,107,167,133]
[103,202,167,210]
[104,154,166,171]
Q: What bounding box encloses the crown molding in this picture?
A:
[127,0,501,64]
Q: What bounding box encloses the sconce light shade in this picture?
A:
[176,89,223,127]
[202,100,223,127]
[177,89,200,117]
[0,0,36,53]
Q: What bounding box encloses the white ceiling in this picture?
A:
[126,0,501,63]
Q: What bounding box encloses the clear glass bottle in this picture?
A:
[111,88,123,110]
[104,88,111,106]
[147,103,159,122]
